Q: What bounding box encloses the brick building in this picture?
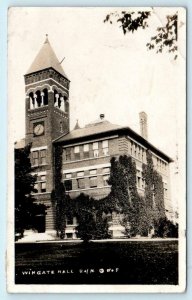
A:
[15,37,173,238]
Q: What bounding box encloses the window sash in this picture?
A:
[77,171,84,177]
[89,169,97,175]
[83,144,89,152]
[77,178,85,189]
[66,173,72,179]
[64,180,72,191]
[74,146,80,153]
[102,140,108,148]
[89,176,97,188]
[93,142,98,150]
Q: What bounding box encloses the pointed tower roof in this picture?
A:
[26,35,68,78]
[74,119,81,130]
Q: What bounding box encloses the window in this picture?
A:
[93,142,99,157]
[32,151,39,166]
[34,183,38,193]
[65,148,71,161]
[89,176,97,188]
[134,144,137,157]
[40,149,46,165]
[138,146,141,160]
[77,178,85,189]
[40,182,46,193]
[77,171,84,177]
[66,233,73,239]
[103,167,110,174]
[40,175,46,193]
[136,170,143,189]
[93,142,98,150]
[66,173,72,179]
[93,149,99,157]
[83,144,89,159]
[103,174,109,186]
[102,140,109,156]
[33,174,47,193]
[74,146,80,160]
[89,169,97,175]
[130,141,133,155]
[66,216,73,225]
[64,180,72,191]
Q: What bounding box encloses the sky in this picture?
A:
[8,7,186,215]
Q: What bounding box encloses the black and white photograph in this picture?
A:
[7,7,186,293]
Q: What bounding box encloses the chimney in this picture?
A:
[100,114,105,120]
[139,112,148,140]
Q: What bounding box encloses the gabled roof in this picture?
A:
[54,118,173,163]
[55,120,123,143]
[26,36,68,78]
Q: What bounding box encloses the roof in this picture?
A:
[54,118,173,163]
[26,35,68,78]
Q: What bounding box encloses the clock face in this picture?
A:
[34,123,44,136]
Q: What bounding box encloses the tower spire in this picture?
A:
[44,34,49,44]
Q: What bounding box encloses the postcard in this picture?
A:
[7,7,186,293]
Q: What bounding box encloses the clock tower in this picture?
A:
[24,35,70,231]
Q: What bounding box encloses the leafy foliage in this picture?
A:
[142,150,165,229]
[146,14,178,59]
[104,11,150,33]
[104,10,178,59]
[153,217,178,238]
[74,193,109,242]
[15,143,47,237]
[107,155,147,237]
[51,145,71,239]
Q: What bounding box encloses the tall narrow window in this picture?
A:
[74,146,80,160]
[77,178,85,189]
[40,175,46,193]
[64,180,72,191]
[102,140,109,156]
[89,176,97,188]
[43,88,48,105]
[65,148,71,161]
[130,141,133,155]
[40,149,46,165]
[32,151,39,166]
[93,142,99,157]
[83,144,89,159]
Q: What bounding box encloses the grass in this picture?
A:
[15,240,178,285]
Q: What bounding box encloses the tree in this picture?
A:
[51,145,71,239]
[15,143,47,238]
[104,10,178,59]
[153,217,178,238]
[74,193,109,242]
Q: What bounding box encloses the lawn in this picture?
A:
[15,240,178,285]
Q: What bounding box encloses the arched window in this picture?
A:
[58,93,62,109]
[35,90,41,107]
[43,88,48,105]
[29,92,34,109]
[54,89,59,106]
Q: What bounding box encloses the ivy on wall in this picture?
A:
[51,145,71,238]
[142,150,165,231]
[52,147,167,239]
